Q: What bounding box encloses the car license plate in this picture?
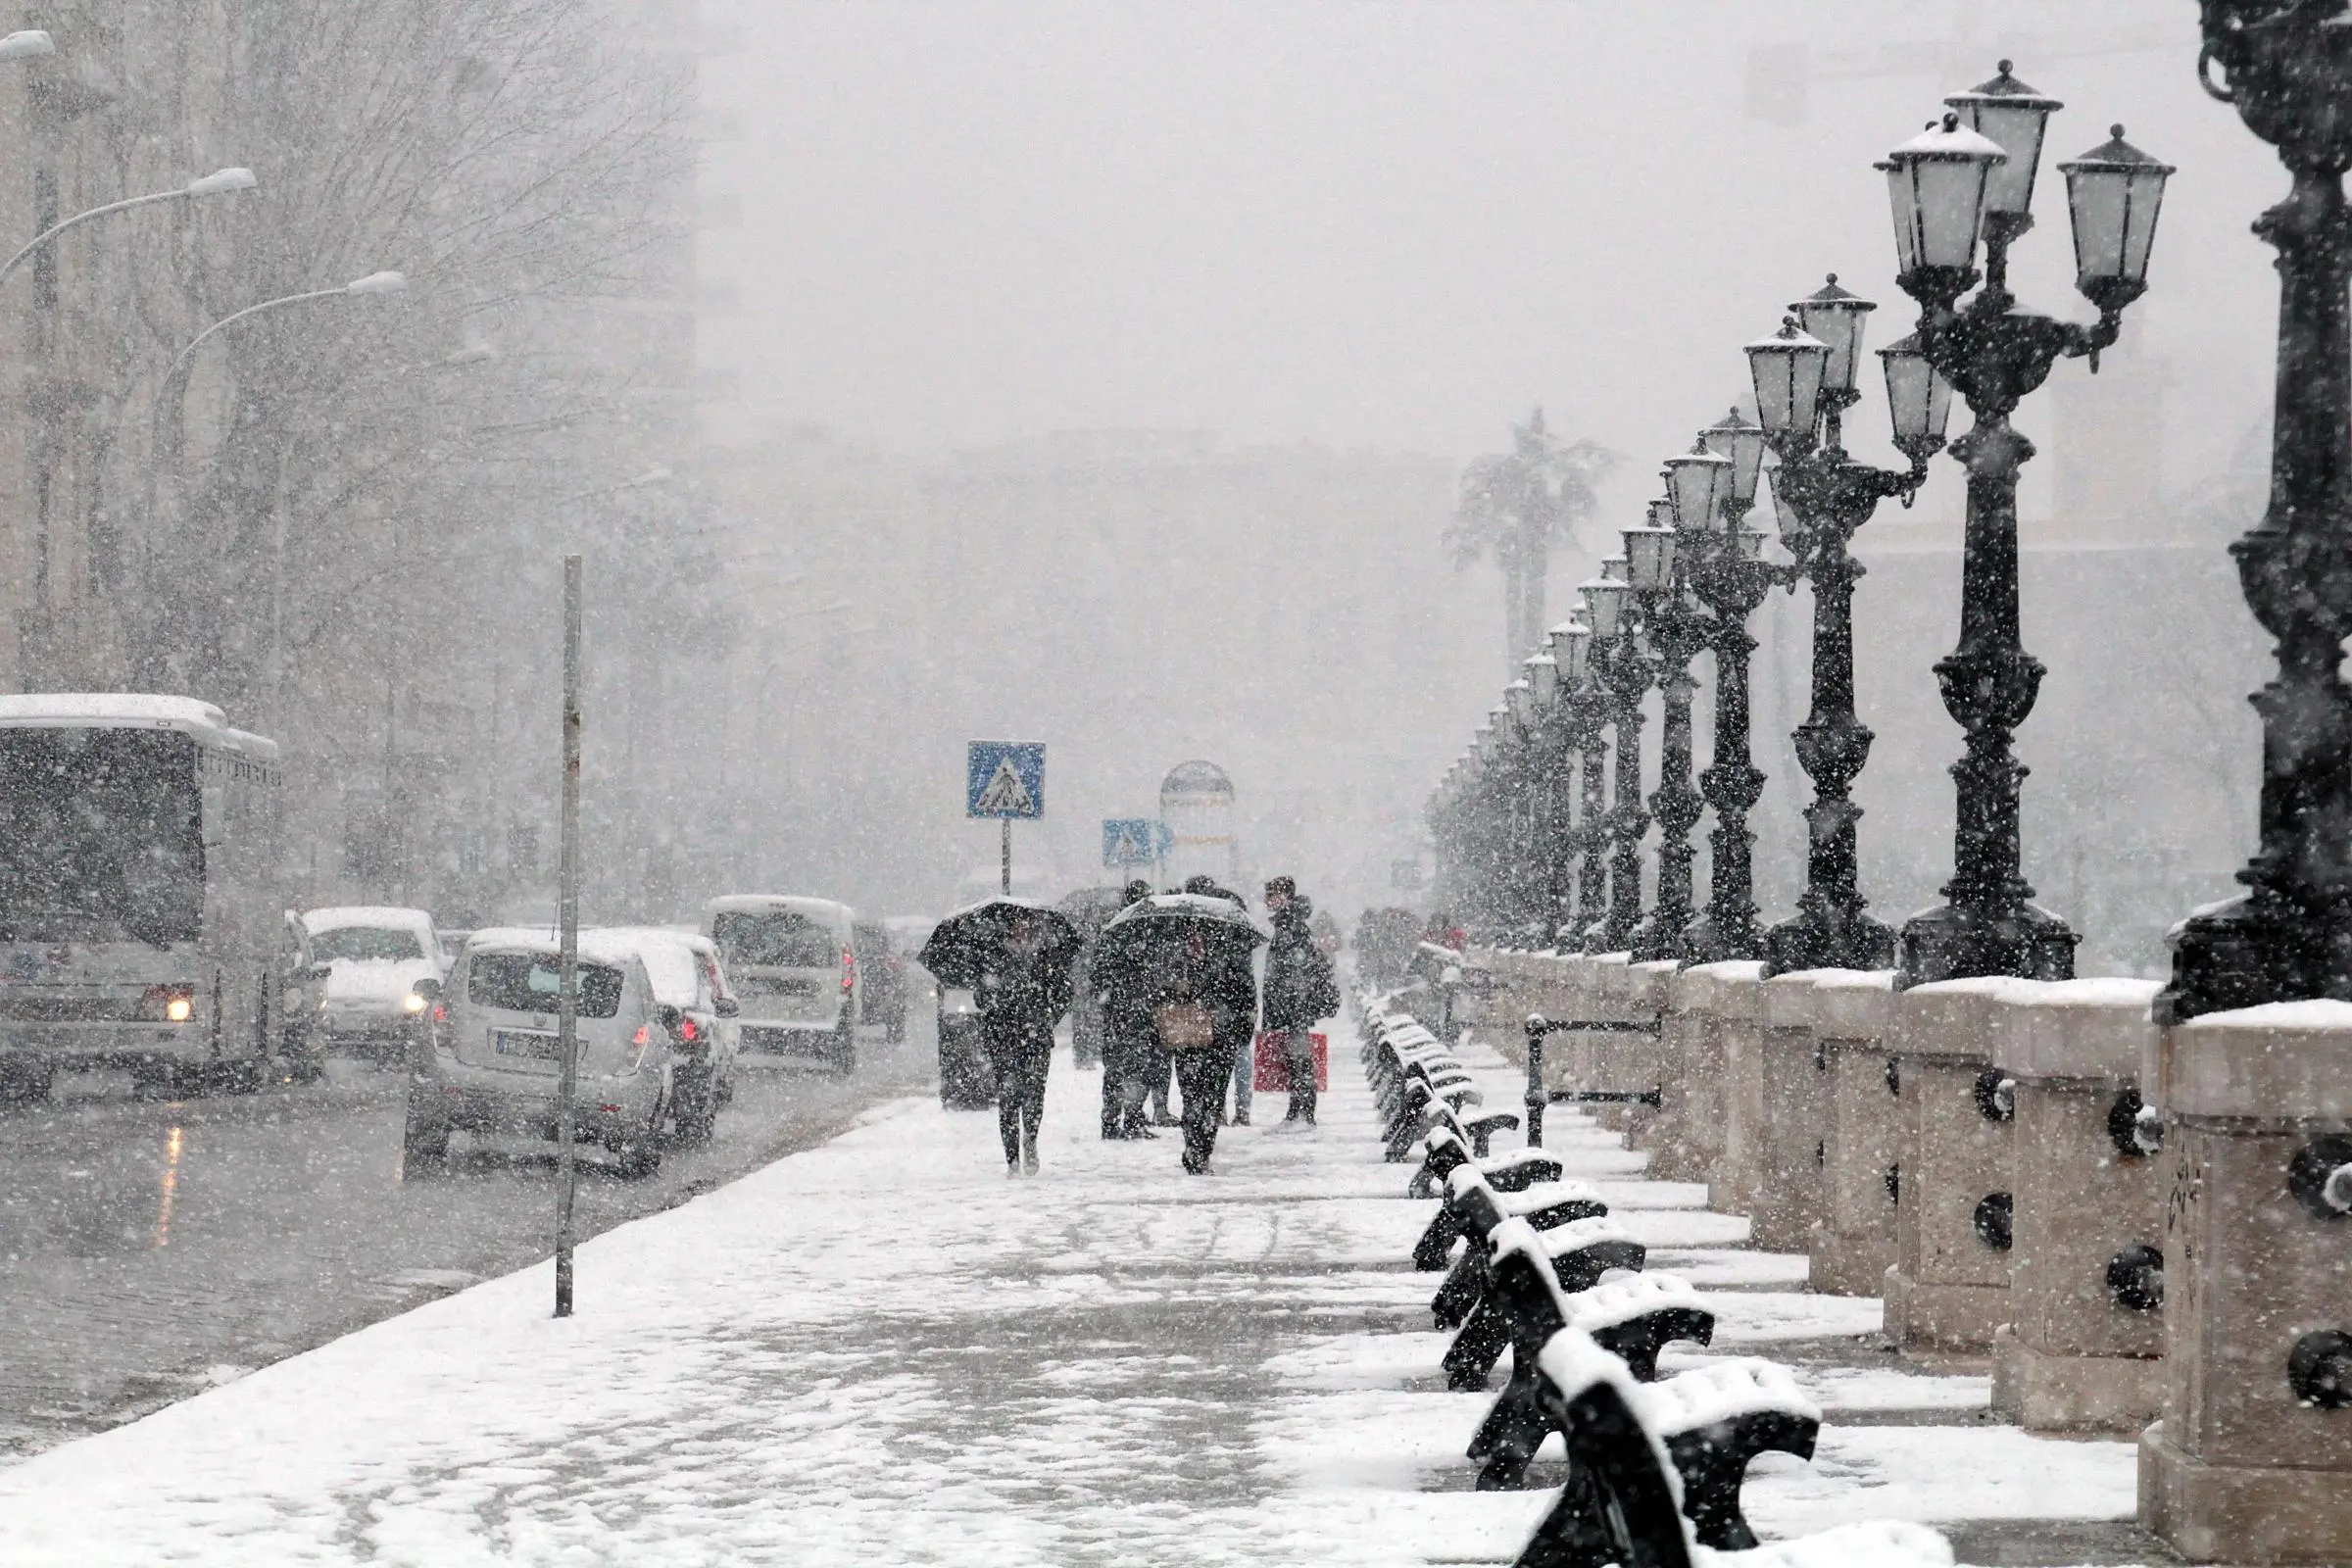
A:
[494,1029,562,1061]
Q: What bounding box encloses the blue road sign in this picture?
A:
[1154,820,1175,857]
[967,742,1046,819]
[1102,818,1155,868]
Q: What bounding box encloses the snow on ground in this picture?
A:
[0,1011,2132,1565]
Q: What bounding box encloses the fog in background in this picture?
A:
[679,0,2278,967]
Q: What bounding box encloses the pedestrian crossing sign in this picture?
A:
[966,741,1046,819]
[1102,818,1155,868]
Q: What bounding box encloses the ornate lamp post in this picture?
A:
[1630,466,1732,962]
[1546,616,1612,945]
[1882,66,2172,987]
[1747,285,1952,975]
[1581,562,1647,952]
[2161,13,2352,1020]
[1683,408,1778,963]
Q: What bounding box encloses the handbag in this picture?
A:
[1153,1000,1216,1052]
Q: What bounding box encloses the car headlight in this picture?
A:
[402,992,428,1014]
[165,996,193,1023]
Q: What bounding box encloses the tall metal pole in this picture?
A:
[2161,13,2352,1021]
[1001,819,1011,895]
[1631,605,1706,962]
[554,555,582,1319]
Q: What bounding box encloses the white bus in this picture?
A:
[0,695,286,1101]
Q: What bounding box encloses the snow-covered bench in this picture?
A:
[1501,1332,1949,1568]
[1409,1125,1562,1200]
[1442,1216,1647,1387]
[1413,1165,1608,1270]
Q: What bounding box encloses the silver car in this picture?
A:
[403,928,674,1177]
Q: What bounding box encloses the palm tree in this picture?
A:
[1447,409,1614,676]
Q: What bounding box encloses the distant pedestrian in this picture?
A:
[1261,878,1339,1126]
[1096,879,1158,1140]
[977,912,1074,1175]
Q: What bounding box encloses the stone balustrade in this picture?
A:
[1459,944,2352,1563]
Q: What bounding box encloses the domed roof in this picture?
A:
[1159,760,1234,797]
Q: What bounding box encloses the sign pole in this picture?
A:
[1001,818,1011,895]
[554,555,582,1319]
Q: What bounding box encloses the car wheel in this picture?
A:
[671,1071,716,1146]
[213,1056,268,1096]
[615,1117,663,1178]
[402,1105,451,1163]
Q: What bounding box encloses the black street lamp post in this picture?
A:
[1744,282,1950,975]
[1682,409,1778,964]
[1580,562,1650,953]
[1535,617,1610,948]
[2161,11,2352,1021]
[1882,67,2172,987]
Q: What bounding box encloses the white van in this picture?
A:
[404,927,675,1176]
[700,896,860,1075]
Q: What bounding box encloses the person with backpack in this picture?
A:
[1260,877,1339,1127]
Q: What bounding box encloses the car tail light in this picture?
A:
[141,985,196,1023]
[632,1025,651,1047]
[678,1016,698,1043]
[842,946,857,993]
[430,1003,454,1056]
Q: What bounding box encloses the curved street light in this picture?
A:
[0,168,256,291]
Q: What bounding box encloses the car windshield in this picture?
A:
[0,727,203,948]
[466,952,623,1018]
[711,910,836,968]
[311,926,425,963]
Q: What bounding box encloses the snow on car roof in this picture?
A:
[703,895,853,922]
[462,926,644,970]
[0,693,280,760]
[594,926,714,1005]
[303,906,436,937]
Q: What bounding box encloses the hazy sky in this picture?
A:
[699,0,2277,498]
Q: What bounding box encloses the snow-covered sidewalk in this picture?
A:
[0,1018,2138,1566]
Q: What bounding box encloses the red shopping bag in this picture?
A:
[1252,1031,1330,1092]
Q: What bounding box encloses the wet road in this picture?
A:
[0,1018,938,1460]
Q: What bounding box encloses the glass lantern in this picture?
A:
[1664,446,1734,532]
[1746,318,1832,441]
[1548,618,1591,685]
[1789,274,1876,397]
[1581,575,1631,639]
[2058,124,2174,302]
[1505,678,1535,727]
[1886,113,2006,274]
[1701,406,1766,507]
[1944,62,2062,222]
[1525,652,1559,709]
[1623,518,1677,591]
[1878,332,1955,448]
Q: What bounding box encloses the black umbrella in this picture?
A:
[1091,893,1267,973]
[917,898,1080,990]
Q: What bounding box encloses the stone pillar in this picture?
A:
[1653,960,1758,1182]
[1612,958,1678,1143]
[1707,966,1770,1216]
[1886,978,2018,1355]
[2139,1002,2352,1564]
[1988,979,2165,1431]
[1808,969,1899,1297]
[1752,970,1829,1253]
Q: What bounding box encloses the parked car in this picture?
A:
[403,927,674,1177]
[701,896,859,1075]
[599,926,741,1144]
[935,984,994,1109]
[851,921,907,1043]
[302,906,447,1062]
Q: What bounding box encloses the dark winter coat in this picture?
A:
[978,942,1074,1052]
[1262,900,1340,1032]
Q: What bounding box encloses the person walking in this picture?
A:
[977,911,1073,1175]
[1096,880,1157,1139]
[1261,877,1339,1126]
[1148,926,1254,1175]
[1179,874,1257,1125]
